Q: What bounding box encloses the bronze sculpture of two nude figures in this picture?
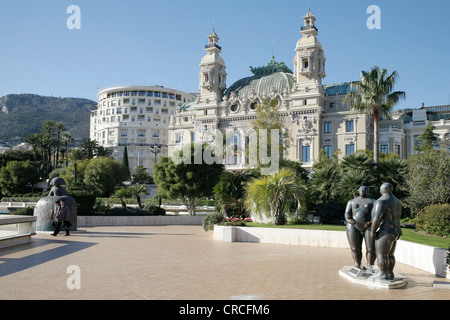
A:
[345,183,402,280]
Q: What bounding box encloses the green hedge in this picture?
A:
[10,206,34,215]
[101,206,166,216]
[415,204,450,237]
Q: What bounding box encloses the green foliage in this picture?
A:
[202,212,224,231]
[245,167,307,225]
[10,206,34,216]
[105,207,161,216]
[415,204,450,237]
[0,150,35,168]
[70,190,97,215]
[0,161,40,196]
[113,187,135,199]
[141,204,166,215]
[307,151,409,222]
[314,201,345,225]
[132,166,153,184]
[251,99,289,159]
[213,170,253,217]
[153,143,223,215]
[344,66,405,163]
[83,157,128,197]
[405,147,450,216]
[122,146,130,179]
[417,123,439,150]
[92,199,112,215]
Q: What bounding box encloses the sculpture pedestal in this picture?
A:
[339,266,407,289]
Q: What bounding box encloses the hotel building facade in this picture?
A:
[90,86,195,173]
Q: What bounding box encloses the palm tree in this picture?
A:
[308,163,340,205]
[244,167,307,225]
[344,66,405,163]
[61,132,74,167]
[53,122,66,168]
[213,169,254,217]
[95,145,113,158]
[68,148,85,182]
[79,138,99,159]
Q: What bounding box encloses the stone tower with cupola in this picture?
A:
[292,9,326,94]
[197,30,227,111]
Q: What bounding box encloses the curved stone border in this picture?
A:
[77,215,206,227]
[213,225,449,278]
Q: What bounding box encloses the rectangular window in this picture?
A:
[329,102,335,108]
[380,144,389,154]
[394,145,400,155]
[302,146,310,163]
[345,144,355,155]
[346,120,354,132]
[323,145,333,159]
[324,122,332,133]
[176,133,182,143]
[146,91,153,97]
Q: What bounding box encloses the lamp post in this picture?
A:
[150,142,162,164]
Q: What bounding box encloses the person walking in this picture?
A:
[50,200,61,230]
[51,199,71,236]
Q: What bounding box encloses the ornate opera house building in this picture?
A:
[167,9,449,171]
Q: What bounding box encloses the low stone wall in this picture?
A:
[0,214,37,249]
[77,215,206,227]
[213,225,449,278]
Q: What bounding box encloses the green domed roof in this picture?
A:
[224,57,294,98]
[180,99,197,111]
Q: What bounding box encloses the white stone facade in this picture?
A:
[90,85,195,174]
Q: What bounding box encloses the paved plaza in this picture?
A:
[0,225,449,300]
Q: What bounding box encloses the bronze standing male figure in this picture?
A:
[371,183,402,280]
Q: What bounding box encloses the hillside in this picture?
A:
[0,94,97,145]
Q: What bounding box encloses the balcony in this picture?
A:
[301,25,318,32]
[205,44,222,50]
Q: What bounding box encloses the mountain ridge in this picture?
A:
[0,93,97,145]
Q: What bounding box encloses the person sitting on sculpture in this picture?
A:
[371,183,402,280]
[344,186,376,271]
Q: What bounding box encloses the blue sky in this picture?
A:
[0,0,449,110]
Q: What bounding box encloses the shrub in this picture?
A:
[70,191,97,216]
[415,204,450,237]
[141,204,166,215]
[10,206,34,215]
[202,212,224,231]
[106,207,153,216]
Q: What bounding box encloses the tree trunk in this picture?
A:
[186,198,197,216]
[373,108,380,164]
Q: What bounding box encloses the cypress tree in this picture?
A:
[122,146,130,179]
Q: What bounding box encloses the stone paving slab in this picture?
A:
[0,225,449,300]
